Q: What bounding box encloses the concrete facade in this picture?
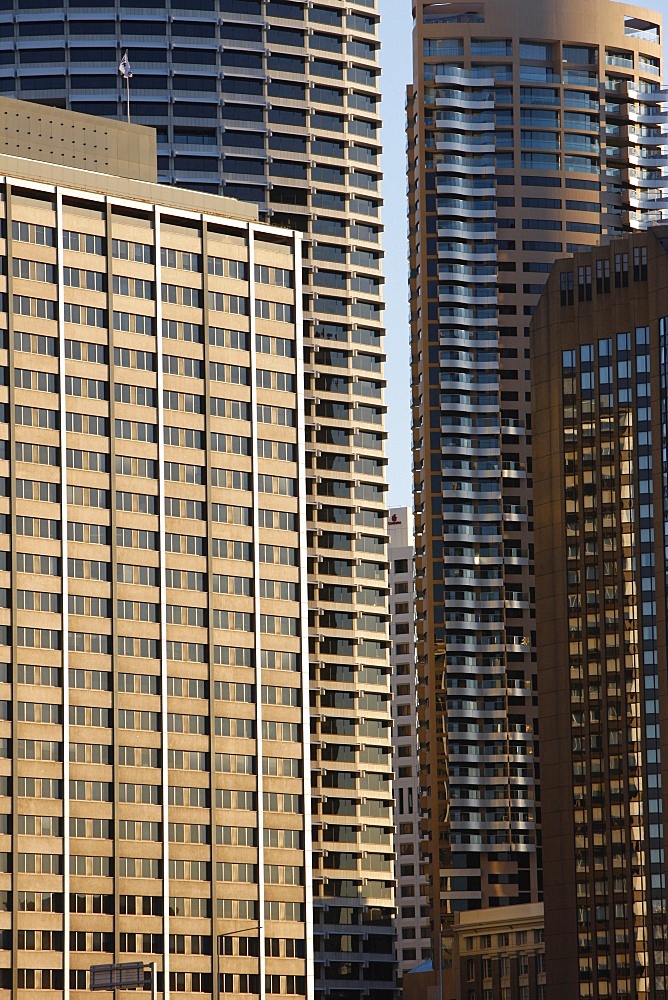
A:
[0,3,395,995]
[0,102,313,1000]
[0,95,157,183]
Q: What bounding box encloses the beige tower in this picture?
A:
[408,0,667,979]
[0,101,314,1000]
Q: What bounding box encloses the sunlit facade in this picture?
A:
[408,0,667,966]
[0,4,394,997]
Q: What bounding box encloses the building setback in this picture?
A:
[388,506,430,984]
[532,229,668,1000]
[0,101,315,1000]
[0,4,394,998]
[408,0,667,964]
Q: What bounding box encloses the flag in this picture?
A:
[119,52,133,79]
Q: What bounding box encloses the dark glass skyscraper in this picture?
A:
[533,228,668,1000]
[0,3,393,999]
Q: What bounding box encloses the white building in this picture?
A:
[388,506,429,983]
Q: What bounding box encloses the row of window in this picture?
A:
[560,248,648,306]
[0,967,307,996]
[16,367,295,395]
[9,292,296,324]
[2,632,300,664]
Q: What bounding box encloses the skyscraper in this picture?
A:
[532,228,668,1000]
[0,96,312,999]
[407,0,666,965]
[388,507,430,984]
[0,4,393,997]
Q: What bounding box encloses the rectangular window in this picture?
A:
[578,265,592,302]
[560,271,574,306]
[614,252,629,288]
[634,245,648,282]
[596,258,610,294]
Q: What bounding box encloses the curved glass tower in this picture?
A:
[0,3,393,1000]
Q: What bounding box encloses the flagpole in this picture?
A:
[119,51,132,125]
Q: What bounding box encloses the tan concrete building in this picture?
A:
[0,101,313,999]
[532,229,668,999]
[451,903,545,1000]
[408,0,667,971]
[403,902,544,1000]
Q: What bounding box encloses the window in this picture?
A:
[634,245,648,282]
[578,265,592,302]
[560,271,574,306]
[520,41,553,61]
[596,258,610,293]
[14,220,55,246]
[113,239,152,263]
[614,252,629,288]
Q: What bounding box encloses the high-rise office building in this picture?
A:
[532,228,668,1000]
[407,0,667,965]
[0,97,313,999]
[388,507,430,984]
[0,4,393,998]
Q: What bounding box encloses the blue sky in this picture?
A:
[379,1,414,508]
[377,0,668,508]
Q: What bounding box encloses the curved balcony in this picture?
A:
[438,204,497,220]
[433,110,494,128]
[628,86,668,103]
[437,217,495,234]
[443,597,504,611]
[438,270,497,285]
[439,404,499,421]
[503,553,529,566]
[437,176,496,194]
[439,331,498,349]
[434,66,494,86]
[628,151,668,167]
[438,313,497,331]
[439,360,499,378]
[501,469,528,483]
[443,533,503,550]
[444,638,504,654]
[628,106,666,123]
[437,155,496,174]
[435,95,495,113]
[439,380,501,396]
[628,180,666,198]
[438,286,497,304]
[436,138,496,158]
[438,300,496,317]
[441,477,501,493]
[440,443,501,460]
[437,247,497,265]
[627,130,666,147]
